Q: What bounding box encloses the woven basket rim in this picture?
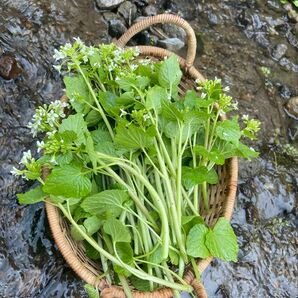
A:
[44,47,238,297]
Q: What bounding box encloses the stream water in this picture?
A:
[0,1,297,297]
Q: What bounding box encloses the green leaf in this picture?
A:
[85,241,101,260]
[148,245,164,265]
[182,166,218,189]
[184,90,198,109]
[64,75,92,114]
[182,215,205,235]
[91,126,112,144]
[116,91,135,106]
[161,100,183,121]
[236,143,259,160]
[103,218,131,243]
[115,123,154,150]
[116,77,136,91]
[70,224,87,241]
[169,250,179,266]
[59,113,88,146]
[186,224,210,258]
[113,242,134,277]
[85,110,101,127]
[130,276,151,291]
[145,86,167,110]
[98,91,119,116]
[205,217,238,262]
[136,76,150,90]
[115,242,134,264]
[81,190,129,217]
[84,284,99,298]
[55,152,73,165]
[17,185,46,205]
[158,55,182,90]
[84,216,102,235]
[43,165,92,198]
[216,118,241,145]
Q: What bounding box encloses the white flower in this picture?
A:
[73,37,83,47]
[10,166,22,176]
[83,55,88,63]
[53,49,65,61]
[249,147,255,151]
[201,93,207,99]
[53,65,62,73]
[242,114,249,121]
[120,109,127,117]
[143,114,150,121]
[223,86,230,92]
[64,43,72,51]
[37,141,45,153]
[21,150,32,164]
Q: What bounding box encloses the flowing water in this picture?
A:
[0,1,297,297]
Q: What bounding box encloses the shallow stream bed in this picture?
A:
[0,1,297,297]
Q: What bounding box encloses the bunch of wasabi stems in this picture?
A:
[14,39,260,297]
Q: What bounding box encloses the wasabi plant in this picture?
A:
[13,39,260,297]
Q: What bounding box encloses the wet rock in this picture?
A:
[245,202,260,224]
[143,4,158,16]
[0,54,22,80]
[108,19,127,38]
[157,38,185,51]
[285,97,298,118]
[135,30,151,45]
[95,0,125,9]
[272,44,288,60]
[207,12,219,25]
[165,0,199,20]
[118,1,138,24]
[237,10,251,28]
[161,23,186,42]
[103,12,118,22]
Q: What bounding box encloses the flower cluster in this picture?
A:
[27,100,68,137]
[242,115,261,140]
[10,150,41,180]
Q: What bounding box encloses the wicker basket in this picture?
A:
[44,14,238,298]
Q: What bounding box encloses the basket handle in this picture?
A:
[115,14,197,67]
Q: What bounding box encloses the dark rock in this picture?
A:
[165,0,199,20]
[237,10,251,28]
[95,0,125,10]
[143,4,158,16]
[245,202,260,224]
[135,30,151,45]
[133,0,149,7]
[103,12,118,22]
[161,23,186,42]
[118,1,138,24]
[0,54,22,80]
[157,37,185,51]
[272,44,288,60]
[285,97,298,119]
[108,19,127,38]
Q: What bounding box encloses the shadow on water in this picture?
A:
[0,0,297,297]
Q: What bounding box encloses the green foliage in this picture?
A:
[17,185,46,204]
[43,165,92,198]
[15,41,260,293]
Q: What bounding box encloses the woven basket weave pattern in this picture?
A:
[44,14,238,298]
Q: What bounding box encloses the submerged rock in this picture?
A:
[0,54,22,80]
[157,37,185,51]
[285,97,298,119]
[272,44,288,60]
[95,0,125,9]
